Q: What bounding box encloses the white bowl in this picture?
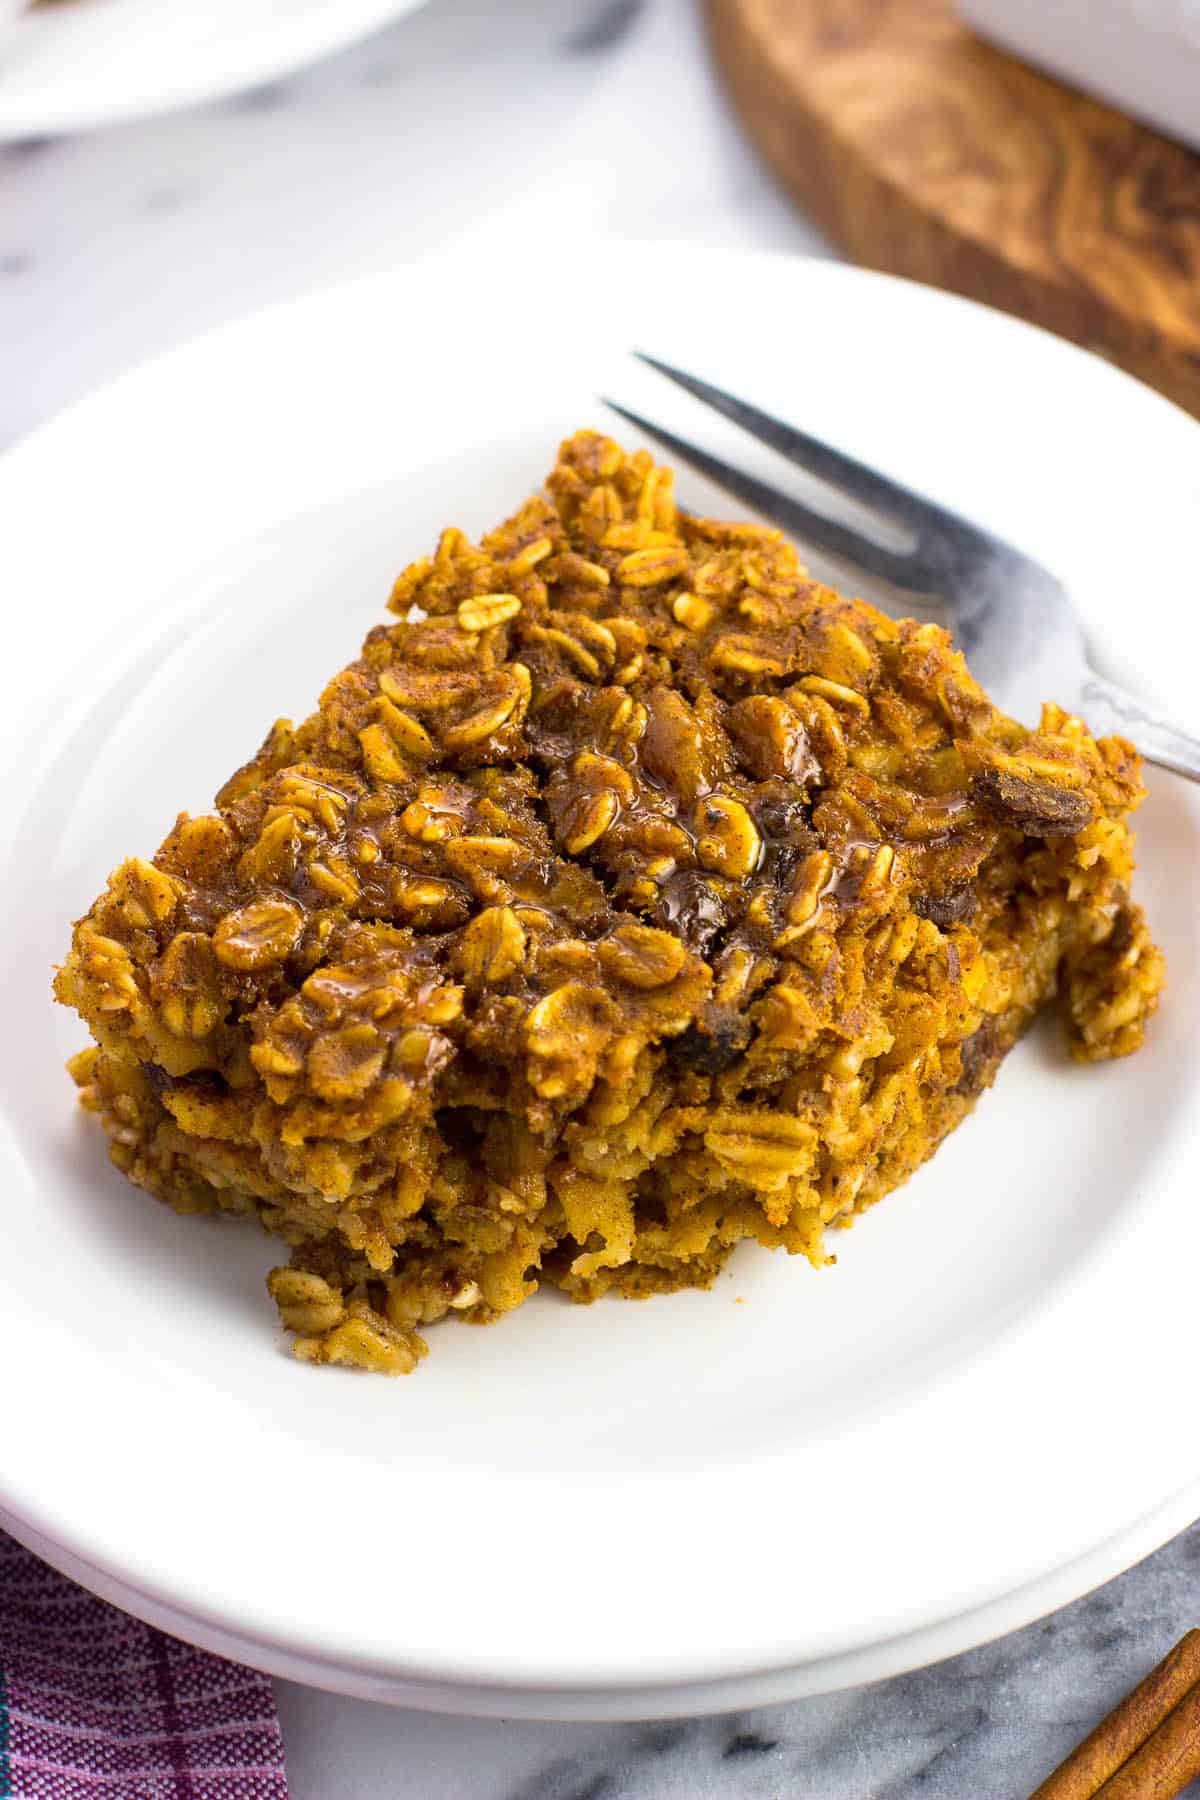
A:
[960,0,1200,153]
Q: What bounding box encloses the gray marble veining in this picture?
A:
[563,0,647,56]
[4,0,1198,1794]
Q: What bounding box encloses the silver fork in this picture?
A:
[606,355,1200,782]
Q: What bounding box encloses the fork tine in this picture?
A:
[602,399,921,590]
[634,352,968,544]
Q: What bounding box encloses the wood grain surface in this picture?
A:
[707,0,1200,420]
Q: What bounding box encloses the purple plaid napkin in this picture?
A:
[0,1533,288,1799]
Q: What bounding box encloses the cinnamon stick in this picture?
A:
[1095,1676,1200,1799]
[1029,1630,1200,1800]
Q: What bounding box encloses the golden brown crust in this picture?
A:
[56,431,1165,1371]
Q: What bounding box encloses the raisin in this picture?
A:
[655,870,728,955]
[667,1010,750,1074]
[955,1019,999,1096]
[971,768,1093,838]
[914,885,977,928]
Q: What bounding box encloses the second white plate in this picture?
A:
[0,0,429,139]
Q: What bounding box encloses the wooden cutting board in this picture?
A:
[707,0,1200,420]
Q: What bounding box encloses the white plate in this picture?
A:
[0,0,429,140]
[1,247,1197,1719]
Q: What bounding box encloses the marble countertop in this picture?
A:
[3,1,1197,1794]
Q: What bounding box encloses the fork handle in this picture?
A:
[1083,674,1200,782]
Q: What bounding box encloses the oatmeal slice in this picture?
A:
[57,432,1165,1370]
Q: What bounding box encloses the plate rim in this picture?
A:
[4,1480,1198,1718]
